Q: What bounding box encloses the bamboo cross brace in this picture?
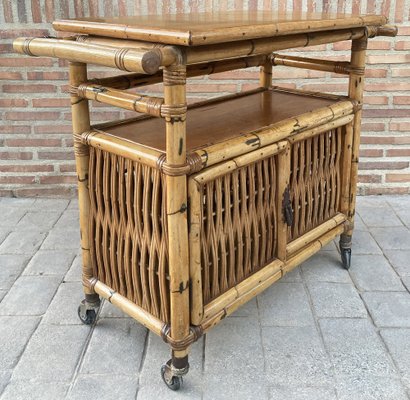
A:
[271,54,364,75]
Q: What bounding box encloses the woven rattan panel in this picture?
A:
[199,156,279,304]
[89,147,170,323]
[288,127,343,241]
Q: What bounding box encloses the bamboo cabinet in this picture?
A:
[13,12,397,391]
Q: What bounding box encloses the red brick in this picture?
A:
[333,40,391,51]
[59,164,76,173]
[386,149,410,157]
[5,139,61,147]
[5,111,61,121]
[390,122,410,131]
[0,125,31,134]
[386,174,410,183]
[209,70,259,80]
[367,54,410,64]
[391,69,410,77]
[0,165,54,173]
[363,96,388,105]
[0,72,23,80]
[366,83,410,91]
[364,69,387,78]
[361,136,410,145]
[359,149,383,157]
[34,125,73,134]
[186,84,238,93]
[358,175,382,183]
[0,176,36,184]
[361,123,385,132]
[398,26,410,35]
[0,58,54,67]
[359,161,409,170]
[38,151,75,160]
[0,99,28,107]
[3,84,57,93]
[27,71,68,80]
[0,29,49,38]
[39,175,77,184]
[395,41,410,50]
[363,109,410,118]
[0,43,13,53]
[393,96,410,105]
[32,98,70,107]
[0,152,33,160]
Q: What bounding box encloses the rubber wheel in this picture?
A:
[77,305,97,325]
[341,248,352,270]
[161,363,183,391]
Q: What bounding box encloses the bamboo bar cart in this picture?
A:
[14,11,397,390]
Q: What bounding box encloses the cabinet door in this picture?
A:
[286,121,353,258]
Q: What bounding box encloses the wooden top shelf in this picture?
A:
[94,88,342,153]
[53,11,387,46]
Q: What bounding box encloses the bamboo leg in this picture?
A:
[340,36,367,270]
[69,62,100,323]
[259,59,272,88]
[161,62,190,389]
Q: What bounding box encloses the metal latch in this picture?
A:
[283,187,293,227]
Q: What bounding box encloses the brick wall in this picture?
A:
[1,0,409,197]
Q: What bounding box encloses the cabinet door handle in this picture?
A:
[283,187,293,227]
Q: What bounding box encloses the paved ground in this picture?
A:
[0,195,409,400]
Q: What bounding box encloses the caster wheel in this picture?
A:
[341,248,352,270]
[77,300,98,325]
[161,360,183,391]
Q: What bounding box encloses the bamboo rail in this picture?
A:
[13,37,169,74]
[200,259,283,331]
[193,98,355,168]
[185,27,368,64]
[80,129,162,168]
[287,114,355,144]
[339,122,354,217]
[283,224,345,275]
[286,213,346,256]
[73,83,164,116]
[271,54,363,75]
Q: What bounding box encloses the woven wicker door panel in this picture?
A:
[88,147,171,323]
[288,127,343,242]
[197,156,279,305]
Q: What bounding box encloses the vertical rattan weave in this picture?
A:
[13,11,397,391]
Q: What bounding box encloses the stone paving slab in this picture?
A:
[362,292,410,328]
[0,276,61,316]
[349,254,406,292]
[0,195,409,400]
[381,329,410,389]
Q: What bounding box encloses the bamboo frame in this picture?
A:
[13,37,171,73]
[340,122,354,216]
[200,259,284,331]
[69,62,95,298]
[286,213,346,256]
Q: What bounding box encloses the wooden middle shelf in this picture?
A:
[94,87,344,152]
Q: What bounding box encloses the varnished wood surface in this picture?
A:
[98,88,337,152]
[53,11,387,46]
